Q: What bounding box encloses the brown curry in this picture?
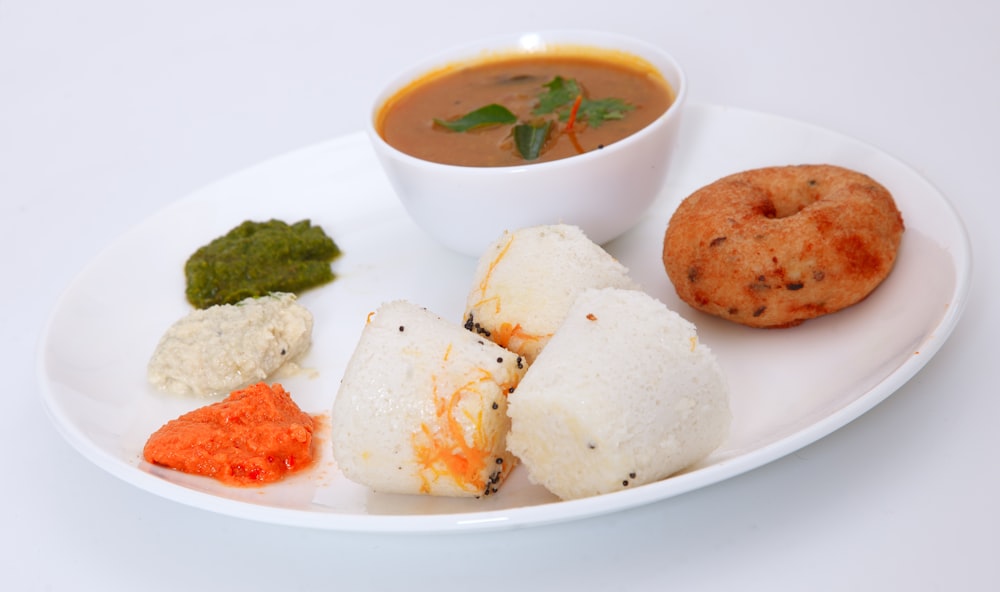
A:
[376,49,674,167]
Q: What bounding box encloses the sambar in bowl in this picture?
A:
[368,30,687,256]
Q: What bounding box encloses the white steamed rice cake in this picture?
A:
[463,224,638,364]
[505,287,731,500]
[331,300,527,497]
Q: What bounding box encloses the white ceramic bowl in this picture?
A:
[368,30,687,257]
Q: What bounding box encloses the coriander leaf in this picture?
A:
[434,104,517,132]
[513,120,552,160]
[569,98,635,128]
[533,76,582,115]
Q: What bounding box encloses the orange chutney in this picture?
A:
[377,48,674,167]
[143,382,316,486]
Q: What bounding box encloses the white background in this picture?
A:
[2,1,997,590]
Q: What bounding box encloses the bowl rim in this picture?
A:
[367,29,688,174]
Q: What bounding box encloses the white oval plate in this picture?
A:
[37,104,971,532]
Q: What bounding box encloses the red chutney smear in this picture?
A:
[143,382,316,486]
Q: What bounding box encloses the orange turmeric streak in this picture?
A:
[411,347,516,494]
[492,321,544,351]
[468,232,551,351]
[564,94,584,132]
[472,233,515,314]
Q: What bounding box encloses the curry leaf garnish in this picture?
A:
[562,97,634,128]
[534,77,634,127]
[433,76,634,160]
[513,120,552,160]
[533,76,582,115]
[434,104,517,132]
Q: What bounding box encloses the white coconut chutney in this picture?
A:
[147,292,313,396]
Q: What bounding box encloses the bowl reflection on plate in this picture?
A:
[366,30,687,257]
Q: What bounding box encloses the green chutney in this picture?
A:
[184,219,341,309]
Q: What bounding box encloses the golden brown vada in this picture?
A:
[662,164,904,328]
